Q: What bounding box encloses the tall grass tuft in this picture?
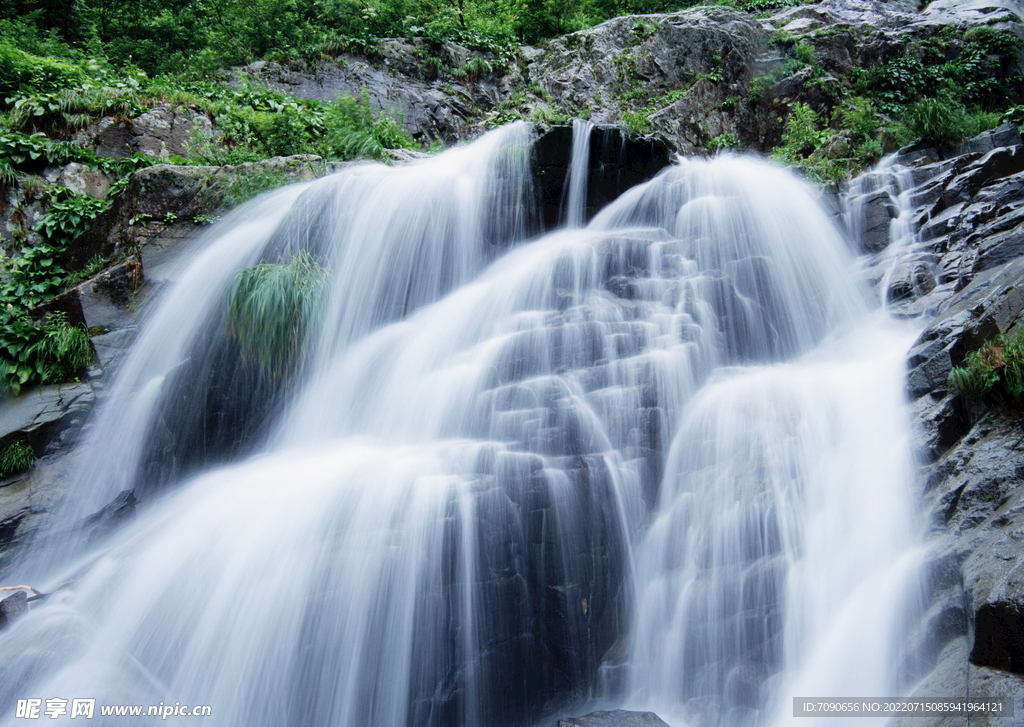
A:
[228,251,329,377]
[0,439,35,478]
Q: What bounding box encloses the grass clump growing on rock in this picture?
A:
[0,439,35,478]
[948,331,1024,403]
[228,251,330,377]
[895,96,1000,148]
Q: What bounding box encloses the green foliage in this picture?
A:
[793,41,815,66]
[770,99,884,182]
[228,251,330,376]
[857,27,1022,146]
[897,96,998,148]
[4,191,110,311]
[0,39,84,99]
[63,254,111,288]
[737,0,805,12]
[35,192,110,246]
[0,159,17,188]
[0,313,93,396]
[221,169,294,208]
[621,109,651,133]
[0,439,35,478]
[183,83,416,163]
[778,102,827,157]
[707,133,740,150]
[1,0,758,77]
[948,330,1024,403]
[453,56,493,81]
[6,80,148,133]
[0,131,154,179]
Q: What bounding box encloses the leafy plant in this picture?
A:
[0,313,94,396]
[6,81,148,133]
[228,251,330,376]
[453,56,493,82]
[0,440,36,478]
[621,109,651,133]
[708,133,740,151]
[948,330,1024,403]
[35,192,110,246]
[856,27,1023,147]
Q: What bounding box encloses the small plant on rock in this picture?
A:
[948,330,1024,403]
[0,440,35,478]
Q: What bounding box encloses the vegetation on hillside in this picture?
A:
[769,26,1024,181]
[1,0,1023,397]
[3,0,798,74]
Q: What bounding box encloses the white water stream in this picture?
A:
[0,124,929,727]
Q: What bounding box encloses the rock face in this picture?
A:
[875,126,1024,725]
[533,125,673,228]
[74,103,215,159]
[231,0,1019,159]
[240,40,505,145]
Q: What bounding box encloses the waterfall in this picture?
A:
[562,119,594,227]
[0,125,929,727]
[842,155,938,310]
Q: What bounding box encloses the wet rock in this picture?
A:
[858,188,899,253]
[525,7,765,155]
[0,384,95,456]
[59,163,112,199]
[0,590,28,630]
[42,257,143,332]
[69,156,346,267]
[533,125,673,229]
[558,710,670,727]
[971,601,1024,674]
[79,489,137,544]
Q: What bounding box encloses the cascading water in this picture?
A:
[1,123,932,727]
[843,155,938,310]
[562,118,594,228]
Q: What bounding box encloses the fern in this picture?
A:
[948,331,1024,402]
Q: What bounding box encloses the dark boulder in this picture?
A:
[558,710,670,727]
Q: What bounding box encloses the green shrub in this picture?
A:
[6,81,148,133]
[228,251,330,376]
[35,192,110,246]
[948,330,1024,402]
[0,40,84,100]
[899,97,999,147]
[0,313,94,396]
[0,440,36,478]
[776,102,828,158]
[859,27,1024,132]
[708,133,740,150]
[621,109,651,133]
